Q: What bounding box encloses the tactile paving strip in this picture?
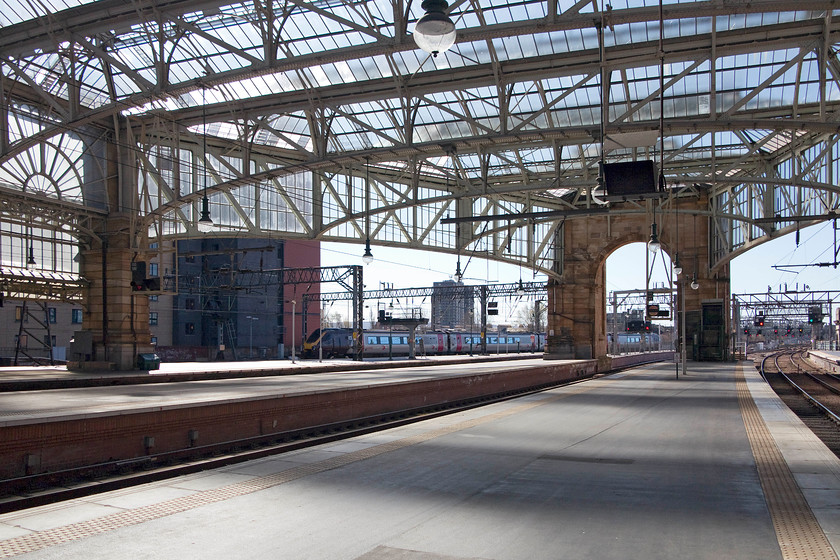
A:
[736,364,839,560]
[0,380,598,557]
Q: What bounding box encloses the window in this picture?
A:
[149,295,158,302]
[185,298,195,310]
[149,263,159,276]
[14,306,22,322]
[185,322,195,335]
[149,312,158,326]
[71,309,83,324]
[151,336,158,345]
[48,308,57,324]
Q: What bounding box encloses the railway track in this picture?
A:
[759,350,840,456]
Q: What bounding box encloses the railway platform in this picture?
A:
[809,350,840,375]
[0,353,545,391]
[0,359,839,559]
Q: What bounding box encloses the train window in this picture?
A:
[366,336,378,345]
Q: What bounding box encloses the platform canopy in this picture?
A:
[0,0,838,285]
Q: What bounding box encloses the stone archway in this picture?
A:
[544,197,731,367]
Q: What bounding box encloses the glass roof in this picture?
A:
[0,0,837,269]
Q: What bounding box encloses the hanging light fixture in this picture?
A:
[362,159,373,264]
[690,273,699,290]
[25,226,36,269]
[673,253,682,276]
[197,193,213,232]
[196,89,214,233]
[362,238,374,265]
[454,259,463,283]
[413,0,456,57]
[648,0,665,257]
[26,244,36,269]
[516,279,525,297]
[647,222,661,253]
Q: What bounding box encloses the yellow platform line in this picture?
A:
[736,364,839,560]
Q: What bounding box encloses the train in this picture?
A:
[302,328,546,358]
[608,331,662,352]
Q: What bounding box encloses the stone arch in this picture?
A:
[545,198,730,367]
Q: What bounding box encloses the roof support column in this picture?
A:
[69,125,154,371]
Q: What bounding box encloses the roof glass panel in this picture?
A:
[0,0,838,244]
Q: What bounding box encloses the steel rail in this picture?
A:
[764,351,840,425]
[794,353,840,398]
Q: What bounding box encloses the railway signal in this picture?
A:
[808,306,824,324]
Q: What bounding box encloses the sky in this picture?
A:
[316,221,839,327]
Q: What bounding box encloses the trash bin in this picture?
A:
[136,353,161,370]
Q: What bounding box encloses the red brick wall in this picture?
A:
[0,360,597,479]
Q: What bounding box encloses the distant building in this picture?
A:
[148,238,319,360]
[0,300,83,364]
[431,280,473,329]
[0,239,322,364]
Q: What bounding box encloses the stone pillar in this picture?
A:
[69,122,154,371]
[677,211,732,361]
[71,214,154,370]
[545,216,609,361]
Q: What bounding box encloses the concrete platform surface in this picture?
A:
[0,354,544,384]
[0,358,568,424]
[809,351,840,375]
[0,361,838,559]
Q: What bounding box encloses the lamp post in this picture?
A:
[388,301,394,360]
[290,300,297,363]
[319,303,325,363]
[245,316,258,359]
